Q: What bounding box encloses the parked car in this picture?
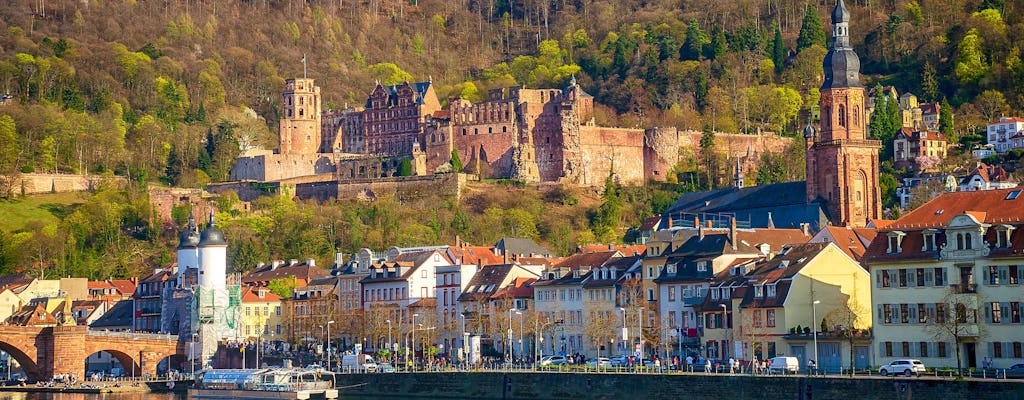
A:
[1003,363,1024,379]
[768,357,800,374]
[340,354,378,373]
[879,359,926,377]
[109,367,125,377]
[609,356,628,367]
[378,363,397,373]
[538,355,567,366]
[585,357,611,368]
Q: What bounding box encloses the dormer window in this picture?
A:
[922,229,939,252]
[721,287,730,299]
[710,288,719,300]
[667,264,677,274]
[996,225,1015,248]
[887,231,906,253]
[754,285,764,298]
[697,262,708,272]
[766,284,777,298]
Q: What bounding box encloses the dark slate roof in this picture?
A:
[582,256,640,288]
[663,181,831,229]
[89,300,134,328]
[365,82,433,108]
[243,262,331,285]
[495,237,553,258]
[458,264,515,302]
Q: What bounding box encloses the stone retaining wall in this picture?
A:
[333,372,1024,400]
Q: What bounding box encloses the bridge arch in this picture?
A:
[83,349,140,377]
[0,340,41,382]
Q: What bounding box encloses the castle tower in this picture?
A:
[733,158,744,189]
[176,212,200,288]
[278,78,322,155]
[806,0,881,227]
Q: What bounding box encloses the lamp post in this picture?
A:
[812,300,820,374]
[411,313,420,369]
[327,320,335,371]
[507,308,519,366]
[720,304,728,360]
[637,307,643,362]
[458,313,466,367]
[619,307,627,355]
[190,333,197,377]
[386,319,393,364]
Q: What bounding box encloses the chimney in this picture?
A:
[307,258,316,267]
[608,244,615,251]
[800,223,810,236]
[706,220,713,229]
[698,225,705,241]
[667,217,673,229]
[693,216,700,228]
[455,235,461,247]
[729,217,737,250]
[289,259,299,266]
[335,252,344,266]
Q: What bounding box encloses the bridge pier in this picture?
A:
[49,326,88,380]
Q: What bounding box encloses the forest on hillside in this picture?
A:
[0,0,1023,279]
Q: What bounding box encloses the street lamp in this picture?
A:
[812,300,820,374]
[411,313,420,369]
[507,308,520,366]
[720,304,728,360]
[637,307,643,362]
[327,320,335,371]
[386,319,393,364]
[619,307,627,354]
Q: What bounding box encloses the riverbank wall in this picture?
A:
[333,372,1024,400]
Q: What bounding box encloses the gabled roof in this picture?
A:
[582,256,640,288]
[491,277,536,299]
[458,264,515,302]
[242,261,331,286]
[663,181,830,229]
[811,226,876,264]
[448,246,503,266]
[639,216,661,231]
[241,286,283,303]
[7,303,57,326]
[109,280,137,295]
[577,244,646,256]
[140,266,175,284]
[736,243,831,308]
[920,103,939,115]
[495,238,553,258]
[960,163,1013,185]
[0,274,34,293]
[533,251,620,287]
[366,81,434,108]
[393,249,452,266]
[89,300,133,328]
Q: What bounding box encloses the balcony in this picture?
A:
[682,296,705,306]
[951,283,978,294]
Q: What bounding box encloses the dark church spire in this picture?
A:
[822,0,860,88]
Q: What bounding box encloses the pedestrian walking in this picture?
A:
[704,358,711,373]
[728,357,735,373]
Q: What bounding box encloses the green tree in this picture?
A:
[398,159,413,176]
[797,4,827,52]
[700,124,716,189]
[267,276,298,299]
[368,63,413,86]
[593,171,623,243]
[954,29,989,84]
[920,62,939,102]
[680,20,705,61]
[939,98,955,140]
[450,149,463,172]
[705,26,727,61]
[771,23,786,74]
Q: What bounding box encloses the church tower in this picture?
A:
[805,0,881,227]
[278,78,322,155]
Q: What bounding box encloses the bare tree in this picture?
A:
[823,299,870,374]
[927,288,986,374]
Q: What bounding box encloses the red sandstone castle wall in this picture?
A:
[578,126,646,185]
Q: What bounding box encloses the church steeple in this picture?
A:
[733,158,744,189]
[822,0,860,89]
[806,0,880,228]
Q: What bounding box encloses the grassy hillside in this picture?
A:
[0,192,84,232]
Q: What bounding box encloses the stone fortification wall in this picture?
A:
[645,127,681,182]
[577,126,646,185]
[334,173,466,201]
[333,372,1024,400]
[11,173,126,195]
[230,153,336,182]
[148,187,217,226]
[677,130,795,160]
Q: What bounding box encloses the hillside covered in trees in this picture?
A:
[0,0,1022,278]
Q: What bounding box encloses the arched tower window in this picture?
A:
[838,105,846,128]
[965,233,973,249]
[956,233,964,249]
[853,106,860,127]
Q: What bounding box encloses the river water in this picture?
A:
[0,393,401,400]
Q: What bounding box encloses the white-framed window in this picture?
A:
[697,262,707,272]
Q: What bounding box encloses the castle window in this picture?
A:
[488,127,493,134]
[838,105,846,127]
[474,128,478,135]
[462,129,467,136]
[502,126,507,133]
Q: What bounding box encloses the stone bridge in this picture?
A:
[0,325,183,381]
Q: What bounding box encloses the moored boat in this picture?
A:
[188,368,338,400]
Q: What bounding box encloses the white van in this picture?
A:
[768,357,800,374]
[340,354,378,373]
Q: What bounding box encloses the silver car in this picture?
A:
[879,359,926,377]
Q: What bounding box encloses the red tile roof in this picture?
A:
[886,188,1024,230]
[448,246,504,266]
[990,117,1024,124]
[577,244,646,256]
[241,286,283,303]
